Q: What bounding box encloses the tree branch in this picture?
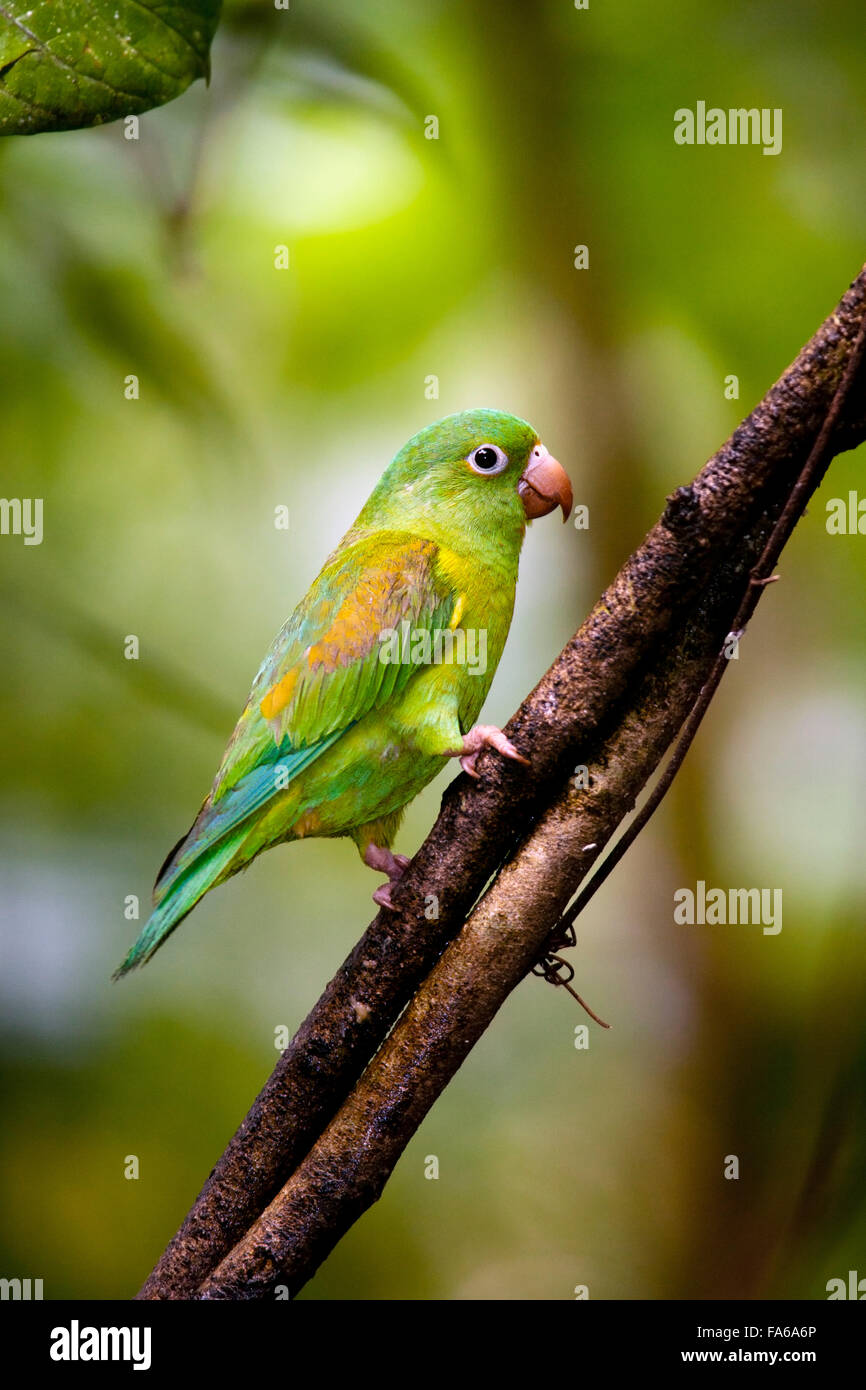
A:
[139,266,866,1300]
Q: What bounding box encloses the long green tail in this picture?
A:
[112,829,247,979]
[112,729,348,978]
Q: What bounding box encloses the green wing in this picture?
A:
[211,530,458,803]
[152,530,457,903]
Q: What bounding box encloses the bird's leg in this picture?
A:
[448,724,531,779]
[406,688,530,780]
[364,843,411,911]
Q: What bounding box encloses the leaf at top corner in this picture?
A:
[0,0,222,136]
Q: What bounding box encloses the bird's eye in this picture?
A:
[467,444,508,475]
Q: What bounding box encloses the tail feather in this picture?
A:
[153,731,343,907]
[112,829,248,979]
[115,729,347,980]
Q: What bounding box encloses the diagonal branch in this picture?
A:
[192,511,781,1297]
[139,265,866,1300]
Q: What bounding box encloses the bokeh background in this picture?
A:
[1,0,865,1300]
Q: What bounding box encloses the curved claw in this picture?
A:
[456,724,530,779]
[365,844,410,911]
[372,883,400,912]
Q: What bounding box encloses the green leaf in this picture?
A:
[0,0,222,135]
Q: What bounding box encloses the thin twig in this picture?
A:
[547,302,866,946]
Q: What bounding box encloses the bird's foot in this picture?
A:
[452,724,531,779]
[364,844,411,911]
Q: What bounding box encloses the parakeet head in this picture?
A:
[355,409,572,553]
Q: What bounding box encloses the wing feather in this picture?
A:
[209,531,457,805]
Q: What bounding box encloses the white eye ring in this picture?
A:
[467,443,508,475]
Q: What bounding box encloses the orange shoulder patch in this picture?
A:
[259,538,438,724]
[260,667,299,721]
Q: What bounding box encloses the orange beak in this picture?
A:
[518,446,573,522]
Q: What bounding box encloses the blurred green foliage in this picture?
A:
[1,0,865,1300]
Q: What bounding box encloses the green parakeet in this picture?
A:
[114,409,571,977]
